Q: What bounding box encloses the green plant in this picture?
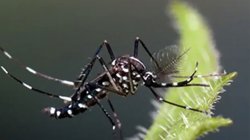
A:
[143,1,237,140]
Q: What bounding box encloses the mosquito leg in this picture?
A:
[107,99,122,128]
[72,41,117,100]
[0,41,116,95]
[82,81,123,139]
[107,98,123,140]
[1,66,72,102]
[146,62,209,88]
[95,40,115,60]
[133,37,160,69]
[0,47,75,87]
[0,41,116,88]
[75,40,116,84]
[96,102,119,133]
[96,100,123,140]
[129,63,207,114]
[148,86,206,114]
[171,72,226,79]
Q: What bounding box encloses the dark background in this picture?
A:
[0,0,249,139]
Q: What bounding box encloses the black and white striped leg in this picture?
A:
[72,40,116,99]
[75,57,98,86]
[71,57,108,101]
[76,40,115,83]
[0,66,72,102]
[170,62,199,86]
[148,62,209,88]
[148,87,206,113]
[85,83,122,135]
[96,102,117,130]
[130,63,206,114]
[171,71,226,79]
[133,37,160,69]
[71,57,115,101]
[107,98,123,140]
[76,40,116,85]
[96,101,124,140]
[107,99,122,129]
[94,40,116,60]
[0,47,75,87]
[97,102,123,140]
[70,57,99,102]
[0,41,116,89]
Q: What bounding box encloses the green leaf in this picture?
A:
[144,1,237,140]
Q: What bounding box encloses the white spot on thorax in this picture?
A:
[122,67,129,73]
[122,83,128,88]
[132,72,137,76]
[102,81,110,86]
[132,80,138,85]
[87,95,93,99]
[116,73,122,78]
[124,89,129,93]
[122,76,128,81]
[95,88,102,92]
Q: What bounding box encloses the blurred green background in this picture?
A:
[0,0,249,139]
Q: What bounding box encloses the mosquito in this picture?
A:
[0,37,210,139]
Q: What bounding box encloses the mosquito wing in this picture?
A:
[150,45,188,82]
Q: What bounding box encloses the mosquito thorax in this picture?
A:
[110,55,146,96]
[111,55,146,71]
